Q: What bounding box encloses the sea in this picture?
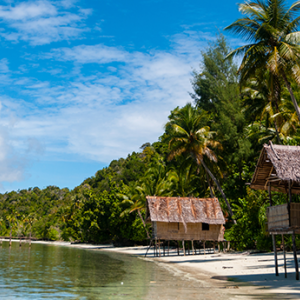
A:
[0,241,278,299]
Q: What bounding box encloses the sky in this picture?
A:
[0,0,293,192]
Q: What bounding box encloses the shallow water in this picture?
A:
[0,241,279,300]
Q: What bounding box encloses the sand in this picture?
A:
[4,239,300,299]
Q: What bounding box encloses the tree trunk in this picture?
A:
[205,171,215,198]
[200,158,235,223]
[281,71,300,123]
[273,118,281,145]
[137,209,150,239]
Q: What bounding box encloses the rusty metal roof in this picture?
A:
[146,196,225,225]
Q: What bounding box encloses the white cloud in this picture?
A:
[3,31,207,164]
[0,0,90,45]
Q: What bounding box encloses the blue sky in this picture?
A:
[0,0,294,192]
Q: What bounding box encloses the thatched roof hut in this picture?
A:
[250,143,300,194]
[146,196,225,241]
[250,142,300,280]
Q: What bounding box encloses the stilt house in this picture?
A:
[250,142,300,280]
[146,196,225,241]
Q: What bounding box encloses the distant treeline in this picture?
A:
[1,33,300,250]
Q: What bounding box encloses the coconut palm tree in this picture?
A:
[120,160,173,238]
[225,0,300,122]
[164,103,234,219]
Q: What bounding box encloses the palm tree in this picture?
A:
[225,0,300,122]
[164,103,234,219]
[120,160,173,238]
[242,70,283,143]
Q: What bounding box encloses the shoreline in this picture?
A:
[3,239,300,299]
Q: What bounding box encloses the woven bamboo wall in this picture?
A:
[267,204,289,230]
[290,203,300,227]
[152,221,223,241]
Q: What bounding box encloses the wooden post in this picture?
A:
[192,240,195,255]
[155,238,157,257]
[29,232,31,248]
[144,240,152,257]
[272,235,279,276]
[203,241,206,255]
[292,232,299,280]
[163,241,165,257]
[177,241,179,256]
[282,234,287,278]
[182,240,185,256]
[19,238,21,247]
[168,241,170,256]
[269,182,278,276]
[227,241,230,252]
[218,242,220,253]
[158,239,161,257]
[213,241,215,254]
[188,241,190,255]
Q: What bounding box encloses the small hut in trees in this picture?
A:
[250,142,300,280]
[145,196,225,256]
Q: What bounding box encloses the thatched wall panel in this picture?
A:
[153,222,223,241]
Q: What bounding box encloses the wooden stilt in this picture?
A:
[29,232,31,248]
[269,182,278,276]
[163,241,165,257]
[213,241,215,254]
[155,238,157,257]
[292,232,299,280]
[182,240,185,256]
[145,240,153,257]
[159,239,161,257]
[218,242,220,253]
[203,241,206,255]
[168,241,170,256]
[19,238,22,247]
[188,241,190,255]
[272,235,279,276]
[282,234,287,278]
[192,240,195,255]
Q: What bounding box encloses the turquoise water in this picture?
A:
[0,241,265,300]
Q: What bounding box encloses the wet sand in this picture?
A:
[4,239,300,299]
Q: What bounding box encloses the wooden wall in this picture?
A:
[152,221,223,241]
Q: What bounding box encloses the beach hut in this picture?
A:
[145,196,226,256]
[250,141,300,280]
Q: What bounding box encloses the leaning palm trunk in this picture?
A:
[200,158,235,222]
[137,209,150,239]
[205,171,215,198]
[281,71,300,123]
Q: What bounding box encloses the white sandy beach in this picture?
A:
[3,239,300,299]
